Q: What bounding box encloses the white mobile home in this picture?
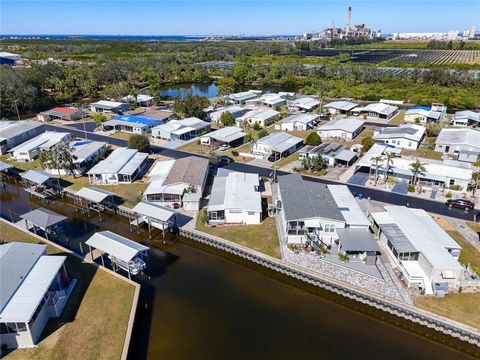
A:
[151,118,210,141]
[9,132,71,162]
[277,113,319,131]
[0,243,75,349]
[251,132,304,158]
[200,127,246,149]
[207,169,262,225]
[373,124,426,150]
[404,106,443,124]
[87,147,149,185]
[452,110,480,127]
[434,128,480,157]
[90,100,129,114]
[289,97,320,112]
[237,109,279,128]
[353,103,398,120]
[370,206,463,294]
[0,121,45,155]
[323,100,358,115]
[316,118,364,141]
[209,105,250,123]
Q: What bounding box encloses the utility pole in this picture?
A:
[13,99,20,120]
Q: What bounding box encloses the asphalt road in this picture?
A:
[45,123,477,221]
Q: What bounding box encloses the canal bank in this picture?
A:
[1,180,479,359]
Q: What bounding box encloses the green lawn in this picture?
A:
[466,222,480,234]
[110,132,132,141]
[446,230,480,269]
[276,152,299,168]
[415,293,480,330]
[1,221,135,360]
[178,140,208,154]
[400,148,443,161]
[388,110,406,125]
[196,216,281,258]
[63,175,148,208]
[0,155,42,171]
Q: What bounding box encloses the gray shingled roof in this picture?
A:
[278,174,344,222]
[0,242,46,312]
[163,156,209,187]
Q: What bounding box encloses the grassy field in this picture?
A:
[276,152,299,168]
[415,293,480,330]
[446,230,480,269]
[400,148,443,161]
[196,216,281,258]
[1,221,135,360]
[63,175,148,208]
[110,132,132,141]
[0,155,42,171]
[388,110,406,125]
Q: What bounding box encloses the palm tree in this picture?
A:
[50,141,76,177]
[409,158,427,186]
[371,156,384,184]
[471,172,480,196]
[39,149,53,170]
[385,152,395,176]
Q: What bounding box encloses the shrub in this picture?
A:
[316,169,328,176]
[407,184,415,192]
[386,176,396,185]
[305,131,322,146]
[128,134,150,152]
[253,122,262,130]
[199,209,208,224]
[220,111,235,127]
[231,150,239,156]
[449,184,461,191]
[361,136,375,151]
[445,191,453,198]
[257,129,269,138]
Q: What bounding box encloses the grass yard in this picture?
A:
[323,126,375,148]
[1,221,135,360]
[401,148,443,161]
[387,110,406,125]
[196,216,281,259]
[276,152,299,168]
[0,154,42,171]
[110,132,132,141]
[446,230,480,269]
[62,175,148,208]
[415,293,480,330]
[466,222,480,234]
[178,140,208,154]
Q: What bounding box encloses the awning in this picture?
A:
[20,208,67,229]
[76,187,115,203]
[85,231,148,263]
[337,228,380,252]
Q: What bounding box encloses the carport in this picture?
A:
[74,186,116,221]
[20,207,67,240]
[85,231,149,279]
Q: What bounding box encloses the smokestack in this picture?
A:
[346,6,352,33]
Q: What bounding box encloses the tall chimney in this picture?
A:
[346,6,352,33]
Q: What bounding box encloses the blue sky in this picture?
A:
[1,1,479,35]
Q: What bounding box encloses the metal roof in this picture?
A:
[278,174,344,222]
[436,128,480,149]
[256,132,304,153]
[291,97,320,110]
[317,118,364,133]
[207,169,261,213]
[87,148,148,175]
[0,243,46,313]
[327,185,370,227]
[70,140,106,163]
[374,124,425,142]
[0,121,44,141]
[86,231,149,263]
[76,187,115,203]
[152,118,209,134]
[90,100,127,109]
[323,100,358,112]
[240,109,279,121]
[20,208,67,229]
[0,254,66,322]
[379,223,417,253]
[132,201,177,223]
[405,108,441,120]
[355,103,398,116]
[0,160,12,172]
[21,169,57,184]
[454,110,480,122]
[281,113,319,125]
[337,229,380,252]
[203,127,245,143]
[9,132,70,153]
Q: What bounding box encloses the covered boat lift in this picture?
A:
[20,169,62,200]
[0,161,13,187]
[74,186,116,221]
[132,201,177,241]
[85,231,149,279]
[19,207,68,241]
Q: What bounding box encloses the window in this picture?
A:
[330,225,335,232]
[324,225,330,232]
[229,209,242,214]
[16,322,27,332]
[248,211,255,215]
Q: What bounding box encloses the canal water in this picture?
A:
[0,181,477,360]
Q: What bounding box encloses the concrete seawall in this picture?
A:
[177,227,480,349]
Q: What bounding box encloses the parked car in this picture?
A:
[218,144,231,151]
[446,199,474,210]
[217,156,234,166]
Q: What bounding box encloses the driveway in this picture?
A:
[248,158,273,168]
[391,180,409,195]
[347,172,369,186]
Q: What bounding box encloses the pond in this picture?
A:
[0,181,476,360]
